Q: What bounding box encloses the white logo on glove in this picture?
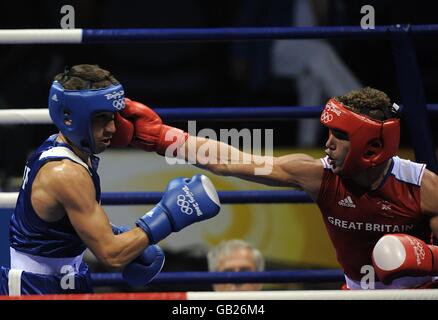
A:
[177,186,203,217]
[177,194,193,215]
[407,237,426,266]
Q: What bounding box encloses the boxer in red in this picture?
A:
[113,87,438,289]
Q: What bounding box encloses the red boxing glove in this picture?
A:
[120,98,188,155]
[110,112,134,147]
[372,234,438,284]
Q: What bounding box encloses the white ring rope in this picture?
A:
[2,289,438,300]
[187,289,438,300]
[0,193,18,209]
[0,109,51,124]
[0,29,82,44]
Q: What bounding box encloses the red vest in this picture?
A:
[317,156,431,280]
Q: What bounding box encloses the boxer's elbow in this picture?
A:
[101,255,124,269]
[97,247,127,269]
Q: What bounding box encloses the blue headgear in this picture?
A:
[48,81,125,153]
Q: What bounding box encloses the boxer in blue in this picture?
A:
[0,65,220,295]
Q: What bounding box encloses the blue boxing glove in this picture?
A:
[111,224,164,286]
[136,174,221,244]
[122,245,165,286]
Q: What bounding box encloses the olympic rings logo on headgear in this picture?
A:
[112,98,125,110]
[177,194,193,215]
[326,101,342,116]
[320,111,333,123]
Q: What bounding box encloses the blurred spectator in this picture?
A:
[229,0,362,146]
[271,0,362,147]
[207,239,264,291]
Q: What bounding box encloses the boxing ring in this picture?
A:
[1,25,438,300]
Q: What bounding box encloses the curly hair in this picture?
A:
[335,87,397,121]
[54,64,119,90]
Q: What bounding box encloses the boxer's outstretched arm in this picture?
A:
[111,100,322,197]
[181,136,323,198]
[41,161,149,268]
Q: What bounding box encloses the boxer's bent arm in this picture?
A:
[420,169,438,238]
[44,162,149,268]
[182,136,323,197]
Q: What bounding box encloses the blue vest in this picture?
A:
[10,134,101,258]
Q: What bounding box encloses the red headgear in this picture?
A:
[320,98,400,176]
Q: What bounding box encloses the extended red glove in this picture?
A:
[372,234,438,284]
[116,98,188,155]
[110,111,134,147]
